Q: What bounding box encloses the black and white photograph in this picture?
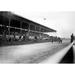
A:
[0,0,75,75]
[0,11,75,64]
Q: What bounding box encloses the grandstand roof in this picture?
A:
[0,11,56,32]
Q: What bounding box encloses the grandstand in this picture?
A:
[0,11,56,46]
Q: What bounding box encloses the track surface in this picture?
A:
[0,40,70,63]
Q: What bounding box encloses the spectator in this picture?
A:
[71,33,74,43]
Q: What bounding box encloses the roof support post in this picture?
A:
[20,21,22,34]
[8,18,10,38]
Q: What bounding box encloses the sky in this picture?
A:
[0,0,75,38]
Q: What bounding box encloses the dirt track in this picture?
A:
[0,41,70,63]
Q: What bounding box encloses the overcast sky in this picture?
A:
[0,0,75,38]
